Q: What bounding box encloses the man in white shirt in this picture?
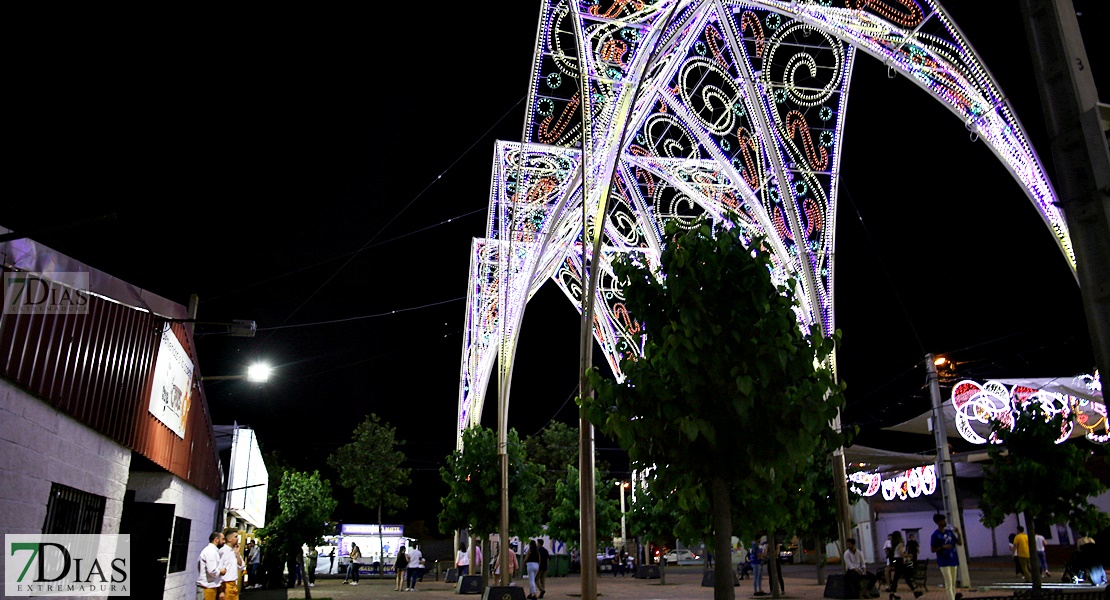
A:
[219,528,244,599]
[1034,533,1049,578]
[406,543,424,591]
[844,538,878,599]
[197,532,225,600]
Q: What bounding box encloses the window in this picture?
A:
[42,483,105,534]
[168,516,191,573]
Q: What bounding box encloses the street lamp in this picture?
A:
[201,362,272,383]
[621,479,630,550]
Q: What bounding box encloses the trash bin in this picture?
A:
[549,553,570,577]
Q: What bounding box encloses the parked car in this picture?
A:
[779,544,796,564]
[663,548,699,564]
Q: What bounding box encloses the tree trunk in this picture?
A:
[481,538,492,590]
[768,537,781,600]
[710,476,736,600]
[1025,512,1042,591]
[378,502,385,579]
[660,549,667,586]
[816,539,826,585]
[299,553,311,599]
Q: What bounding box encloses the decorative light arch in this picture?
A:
[457,0,1076,445]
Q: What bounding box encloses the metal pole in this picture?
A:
[926,353,971,587]
[620,482,627,547]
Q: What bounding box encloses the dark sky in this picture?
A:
[4,2,1106,531]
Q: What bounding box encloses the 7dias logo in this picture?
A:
[3,272,90,315]
[5,535,130,597]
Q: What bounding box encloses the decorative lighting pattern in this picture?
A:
[950,376,1108,447]
[457,0,1075,443]
[848,465,936,501]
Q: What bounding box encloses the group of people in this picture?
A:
[749,535,785,596]
[1008,526,1050,581]
[196,528,247,600]
[843,513,963,600]
[484,539,551,599]
[391,542,427,591]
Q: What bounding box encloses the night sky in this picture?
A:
[4,2,1106,532]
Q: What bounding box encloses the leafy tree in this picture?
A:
[583,219,847,600]
[262,469,337,599]
[545,465,622,554]
[327,413,411,573]
[439,426,544,586]
[524,420,610,523]
[625,465,686,584]
[980,405,1110,591]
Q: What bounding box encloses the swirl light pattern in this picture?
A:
[457,0,1076,444]
[848,465,936,501]
[951,375,1107,446]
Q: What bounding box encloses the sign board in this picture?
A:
[148,326,193,439]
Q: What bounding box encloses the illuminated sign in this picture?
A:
[950,374,1106,445]
[340,524,404,536]
[849,465,936,501]
[226,427,268,528]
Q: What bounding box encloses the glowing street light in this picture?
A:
[201,362,272,383]
[616,480,630,547]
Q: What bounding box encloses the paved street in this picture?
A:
[239,557,1106,599]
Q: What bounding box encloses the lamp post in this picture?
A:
[616,481,629,547]
[927,353,971,588]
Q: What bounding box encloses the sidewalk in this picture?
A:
[240,558,1103,600]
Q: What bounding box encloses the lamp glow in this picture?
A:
[246,363,272,383]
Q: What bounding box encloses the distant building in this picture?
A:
[1,227,223,599]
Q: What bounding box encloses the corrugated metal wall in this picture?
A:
[1,268,221,498]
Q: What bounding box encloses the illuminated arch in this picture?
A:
[457,0,1075,444]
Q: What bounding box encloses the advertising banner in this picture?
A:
[148,325,193,439]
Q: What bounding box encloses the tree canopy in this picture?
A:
[524,420,610,524]
[438,425,544,539]
[545,465,622,552]
[327,413,411,517]
[261,469,337,599]
[583,219,848,599]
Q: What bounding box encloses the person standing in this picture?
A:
[524,539,541,600]
[1014,526,1032,581]
[751,535,766,596]
[394,546,409,591]
[218,528,243,600]
[883,534,894,591]
[931,513,962,600]
[1009,532,1021,576]
[1034,531,1049,578]
[456,543,471,576]
[537,540,550,597]
[888,531,923,600]
[406,543,424,591]
[306,546,318,587]
[196,532,225,600]
[905,534,920,565]
[328,547,335,575]
[344,542,361,585]
[844,538,878,599]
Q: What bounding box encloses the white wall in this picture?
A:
[0,378,131,535]
[127,471,219,600]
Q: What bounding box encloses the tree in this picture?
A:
[327,413,411,575]
[524,420,610,524]
[583,219,847,600]
[262,469,337,599]
[545,465,622,555]
[980,404,1110,591]
[439,425,544,587]
[625,465,686,585]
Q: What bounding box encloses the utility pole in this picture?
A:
[927,354,970,588]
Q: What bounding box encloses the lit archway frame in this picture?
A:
[457,0,1075,444]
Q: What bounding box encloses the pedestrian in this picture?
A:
[905,533,919,565]
[1034,531,1049,578]
[245,540,261,589]
[394,546,408,591]
[196,532,225,600]
[888,531,923,600]
[1009,532,1020,576]
[844,537,879,599]
[751,535,767,596]
[883,534,894,591]
[406,543,424,591]
[456,543,471,576]
[306,546,318,587]
[537,540,550,597]
[344,542,361,585]
[219,528,243,600]
[1076,534,1106,585]
[931,513,962,600]
[328,547,335,575]
[524,539,541,600]
[1014,526,1032,581]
